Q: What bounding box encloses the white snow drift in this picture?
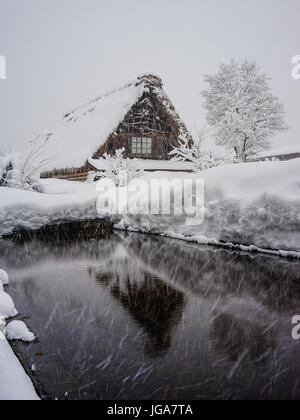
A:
[0,270,38,400]
[0,187,98,236]
[0,291,18,319]
[0,159,300,256]
[0,338,39,400]
[5,321,35,343]
[110,159,300,256]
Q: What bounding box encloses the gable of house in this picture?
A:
[93,86,188,161]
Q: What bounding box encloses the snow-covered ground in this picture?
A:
[1,159,300,257]
[0,270,39,400]
[0,185,98,236]
[113,159,300,257]
[0,337,39,400]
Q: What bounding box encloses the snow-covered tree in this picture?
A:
[169,127,218,173]
[201,60,288,162]
[0,133,52,191]
[102,148,143,186]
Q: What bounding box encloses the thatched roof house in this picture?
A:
[42,74,193,180]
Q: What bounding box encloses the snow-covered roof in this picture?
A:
[256,144,300,158]
[42,74,191,172]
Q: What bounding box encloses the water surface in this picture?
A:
[0,233,300,400]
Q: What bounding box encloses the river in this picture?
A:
[0,232,300,400]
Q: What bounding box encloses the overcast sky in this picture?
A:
[0,0,299,153]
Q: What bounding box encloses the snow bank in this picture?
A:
[113,159,300,256]
[1,159,300,257]
[0,187,98,236]
[39,178,96,195]
[0,291,18,319]
[0,272,38,400]
[5,321,35,343]
[0,338,39,400]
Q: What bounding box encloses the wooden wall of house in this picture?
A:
[93,133,178,161]
[41,162,92,181]
[92,91,186,161]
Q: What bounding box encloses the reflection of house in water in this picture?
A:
[92,250,185,356]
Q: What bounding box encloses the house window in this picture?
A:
[131,137,152,156]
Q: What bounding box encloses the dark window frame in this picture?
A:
[131,137,152,156]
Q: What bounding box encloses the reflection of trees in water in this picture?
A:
[95,268,185,356]
[211,313,276,364]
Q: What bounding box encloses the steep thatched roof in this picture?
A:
[41,74,192,172]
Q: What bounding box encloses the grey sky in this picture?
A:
[0,0,299,153]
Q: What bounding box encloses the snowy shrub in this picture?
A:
[0,133,52,191]
[0,152,40,191]
[170,127,219,173]
[102,148,143,186]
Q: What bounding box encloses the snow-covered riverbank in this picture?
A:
[115,159,300,257]
[0,271,39,400]
[0,337,39,400]
[0,186,98,237]
[0,159,299,399]
[0,159,300,256]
